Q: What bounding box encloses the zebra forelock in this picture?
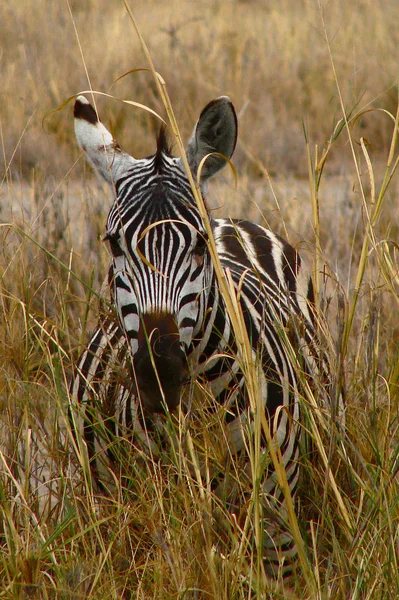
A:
[107,154,201,233]
[153,126,172,171]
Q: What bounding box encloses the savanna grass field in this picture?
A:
[1,0,399,598]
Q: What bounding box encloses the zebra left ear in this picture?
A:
[186,96,238,182]
[74,96,136,186]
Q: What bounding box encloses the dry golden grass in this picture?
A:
[1,1,399,598]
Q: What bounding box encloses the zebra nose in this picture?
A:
[134,313,187,414]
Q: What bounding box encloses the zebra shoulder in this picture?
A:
[213,218,313,305]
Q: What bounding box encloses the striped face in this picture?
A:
[74,95,237,413]
[105,147,213,353]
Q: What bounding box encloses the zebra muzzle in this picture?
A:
[133,313,188,414]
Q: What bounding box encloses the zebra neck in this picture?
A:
[188,279,233,371]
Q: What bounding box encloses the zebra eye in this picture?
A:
[104,232,124,257]
[193,232,208,258]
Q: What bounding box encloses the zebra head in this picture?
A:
[74,95,237,414]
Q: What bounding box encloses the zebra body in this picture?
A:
[70,95,337,575]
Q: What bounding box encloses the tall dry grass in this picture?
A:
[0,0,399,598]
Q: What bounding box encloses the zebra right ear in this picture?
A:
[74,96,136,185]
[186,96,238,182]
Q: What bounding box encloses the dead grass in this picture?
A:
[0,0,399,598]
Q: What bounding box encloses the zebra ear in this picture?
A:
[186,96,238,181]
[74,96,136,185]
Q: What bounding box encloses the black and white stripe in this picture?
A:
[70,95,341,576]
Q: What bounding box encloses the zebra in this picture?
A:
[69,94,341,577]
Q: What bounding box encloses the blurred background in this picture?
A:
[2,0,398,178]
[2,0,399,277]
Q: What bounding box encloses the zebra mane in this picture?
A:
[153,126,172,172]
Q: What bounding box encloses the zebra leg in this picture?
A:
[203,381,302,578]
[69,316,170,493]
[69,318,135,492]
